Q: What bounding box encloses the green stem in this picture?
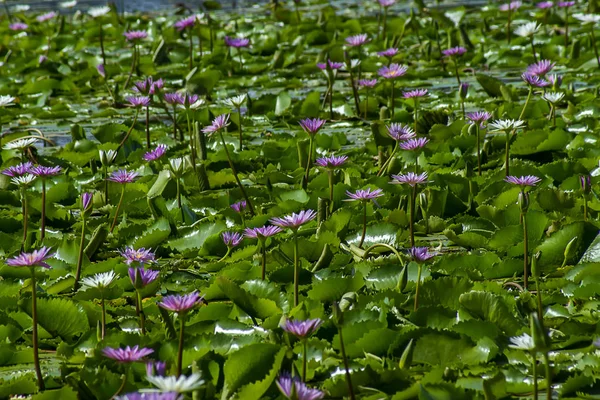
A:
[535,274,544,322]
[328,169,334,214]
[293,232,299,307]
[591,27,600,68]
[99,22,106,67]
[261,241,267,280]
[507,6,512,44]
[22,189,28,248]
[410,186,416,247]
[110,185,126,233]
[40,179,46,241]
[584,195,588,221]
[504,130,511,177]
[237,106,243,149]
[532,352,538,400]
[173,106,178,140]
[176,179,183,222]
[238,51,243,72]
[100,294,106,340]
[73,217,87,291]
[302,339,308,382]
[377,142,398,177]
[189,31,193,71]
[390,81,395,117]
[523,211,529,289]
[112,366,129,398]
[187,113,196,171]
[145,105,150,149]
[358,202,367,248]
[519,87,533,121]
[552,104,556,127]
[295,5,301,24]
[304,136,314,189]
[116,108,140,152]
[31,269,45,391]
[564,8,569,48]
[414,103,419,135]
[414,263,422,311]
[543,352,552,400]
[218,131,255,216]
[476,124,482,176]
[365,90,369,119]
[218,248,231,262]
[123,44,137,90]
[103,167,109,205]
[136,289,146,335]
[329,81,334,120]
[530,36,538,63]
[177,314,185,376]
[382,7,388,44]
[454,62,461,86]
[338,326,355,400]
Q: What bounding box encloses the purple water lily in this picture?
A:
[31,165,61,177]
[146,360,167,377]
[522,73,550,87]
[276,373,325,400]
[315,155,348,168]
[224,36,250,48]
[345,188,384,201]
[346,34,369,47]
[391,172,429,187]
[378,63,408,79]
[282,318,322,339]
[270,210,317,230]
[222,231,243,248]
[36,11,57,23]
[158,291,204,313]
[244,225,282,239]
[408,246,436,262]
[124,30,148,42]
[399,137,429,151]
[121,247,156,266]
[6,247,54,268]
[526,59,555,76]
[174,15,196,31]
[126,96,151,108]
[377,48,398,58]
[358,79,377,88]
[466,111,493,127]
[387,123,416,141]
[102,345,154,362]
[231,200,247,213]
[163,93,185,105]
[108,169,139,184]
[2,162,33,177]
[202,114,230,136]
[299,118,326,135]
[128,267,160,287]
[82,192,93,211]
[505,175,542,187]
[442,46,467,57]
[9,22,28,31]
[403,89,428,99]
[316,60,344,70]
[499,1,522,11]
[143,144,167,161]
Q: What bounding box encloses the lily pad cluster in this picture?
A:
[2,0,600,399]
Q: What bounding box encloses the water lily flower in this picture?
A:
[88,6,111,17]
[276,373,325,400]
[146,373,205,393]
[466,111,493,127]
[103,346,154,363]
[316,60,344,70]
[158,291,204,314]
[82,192,93,213]
[346,34,369,47]
[282,318,322,339]
[117,392,181,400]
[128,267,160,288]
[442,46,467,57]
[526,59,555,76]
[542,91,564,104]
[315,155,349,168]
[387,123,416,141]
[221,231,243,248]
[164,93,185,105]
[124,30,148,42]
[522,73,550,87]
[358,79,377,88]
[11,174,37,187]
[505,175,542,187]
[31,165,61,177]
[299,118,326,136]
[509,333,536,350]
[230,200,247,213]
[126,96,151,108]
[222,94,247,108]
[6,247,54,268]
[244,225,282,239]
[574,13,600,23]
[36,11,57,23]
[558,1,575,6]
[146,361,167,377]
[408,246,436,262]
[202,114,230,136]
[536,1,553,8]
[271,210,317,231]
[174,15,196,31]
[9,22,28,31]
[489,119,526,132]
[143,144,167,162]
[60,1,77,8]
[515,21,540,37]
[80,271,118,290]
[377,48,398,58]
[391,172,429,186]
[121,247,156,266]
[2,162,33,176]
[346,188,384,202]
[499,1,522,11]
[399,137,429,151]
[224,36,250,48]
[403,89,428,99]
[378,63,408,79]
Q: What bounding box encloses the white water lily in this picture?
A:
[80,271,118,290]
[222,94,247,108]
[11,174,36,187]
[99,149,118,166]
[514,22,540,38]
[573,13,600,24]
[350,59,361,69]
[3,137,38,151]
[0,95,15,107]
[11,5,30,12]
[508,333,535,351]
[169,157,186,177]
[542,91,565,104]
[145,373,205,393]
[88,6,111,18]
[488,119,526,132]
[189,98,206,110]
[60,0,77,8]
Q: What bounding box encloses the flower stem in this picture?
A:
[530,36,538,63]
[261,241,267,280]
[338,325,355,400]
[177,314,185,377]
[172,106,178,140]
[176,178,183,222]
[110,185,126,233]
[103,167,109,205]
[218,131,255,216]
[532,352,538,400]
[117,108,140,151]
[145,105,150,149]
[365,90,369,119]
[30,268,45,391]
[328,169,334,214]
[476,124,482,176]
[99,23,106,67]
[377,142,398,177]
[303,136,314,189]
[454,62,461,86]
[188,31,193,71]
[100,294,106,340]
[382,7,388,44]
[552,105,556,127]
[507,6,512,44]
[591,27,600,68]
[123,44,137,90]
[584,195,588,221]
[302,339,308,382]
[409,186,416,247]
[73,217,87,291]
[40,179,46,241]
[22,189,28,248]
[543,351,552,400]
[136,289,146,335]
[519,87,533,121]
[329,81,334,120]
[414,263,422,311]
[218,248,231,262]
[414,103,419,135]
[238,51,243,73]
[564,8,569,48]
[359,202,367,248]
[237,106,243,149]
[390,81,395,117]
[504,130,511,177]
[523,210,529,289]
[293,232,299,307]
[535,273,544,322]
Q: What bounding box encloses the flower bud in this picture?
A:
[459,82,469,100]
[518,191,529,214]
[531,251,542,278]
[580,175,592,194]
[81,192,93,217]
[399,339,414,369]
[529,312,549,352]
[168,157,185,178]
[563,236,578,267]
[133,267,144,290]
[332,301,343,327]
[99,149,117,167]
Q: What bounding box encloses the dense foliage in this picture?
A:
[1,0,600,399]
